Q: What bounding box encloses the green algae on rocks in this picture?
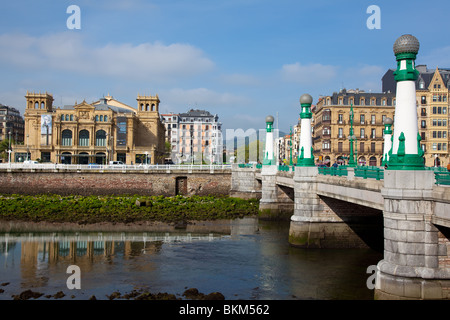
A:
[0,194,259,224]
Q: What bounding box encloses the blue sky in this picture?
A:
[1,0,450,133]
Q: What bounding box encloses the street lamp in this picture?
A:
[8,131,12,163]
[26,134,29,161]
[348,104,357,167]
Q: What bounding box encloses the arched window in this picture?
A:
[95,130,106,147]
[35,102,39,109]
[146,104,149,111]
[79,130,90,146]
[100,115,103,121]
[104,115,108,122]
[95,115,99,122]
[61,115,65,121]
[41,102,45,109]
[62,129,73,146]
[152,104,156,111]
[70,115,73,121]
[65,114,69,121]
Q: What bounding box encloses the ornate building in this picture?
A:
[383,65,450,167]
[13,92,166,164]
[312,88,396,166]
[161,109,223,164]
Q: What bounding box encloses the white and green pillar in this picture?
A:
[297,94,315,166]
[388,34,424,170]
[382,117,393,166]
[263,115,276,165]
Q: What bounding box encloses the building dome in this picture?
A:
[393,34,420,55]
[265,115,274,123]
[300,94,313,105]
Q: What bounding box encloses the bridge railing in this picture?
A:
[435,172,450,186]
[318,166,348,177]
[278,165,294,172]
[354,166,384,180]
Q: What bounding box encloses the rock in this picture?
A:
[204,292,225,300]
[13,290,44,300]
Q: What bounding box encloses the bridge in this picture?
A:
[231,164,450,299]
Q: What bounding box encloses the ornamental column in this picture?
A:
[262,115,275,165]
[388,34,424,170]
[382,117,393,166]
[297,94,314,166]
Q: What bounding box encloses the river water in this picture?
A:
[0,218,382,300]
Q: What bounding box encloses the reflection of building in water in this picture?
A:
[18,239,162,284]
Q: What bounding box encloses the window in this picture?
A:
[433,106,437,114]
[96,130,106,147]
[70,115,73,121]
[338,114,343,123]
[61,130,72,146]
[104,115,108,122]
[421,96,426,104]
[338,128,343,138]
[95,115,99,122]
[360,128,365,139]
[371,128,376,139]
[371,115,376,124]
[421,120,426,128]
[371,142,376,153]
[65,114,69,121]
[360,115,365,124]
[79,130,90,146]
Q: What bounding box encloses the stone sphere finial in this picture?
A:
[393,34,420,55]
[265,115,274,123]
[384,117,393,125]
[300,94,313,105]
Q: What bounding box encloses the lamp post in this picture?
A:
[26,134,29,161]
[388,34,424,170]
[262,115,275,165]
[347,104,357,167]
[289,126,293,166]
[297,94,315,166]
[8,131,12,163]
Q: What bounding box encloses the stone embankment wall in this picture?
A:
[0,170,231,196]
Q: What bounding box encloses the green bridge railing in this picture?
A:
[354,166,384,180]
[318,166,348,177]
[435,172,450,186]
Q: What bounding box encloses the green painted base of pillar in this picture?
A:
[386,154,425,170]
[262,159,276,165]
[296,157,315,167]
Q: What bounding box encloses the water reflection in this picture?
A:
[0,219,382,300]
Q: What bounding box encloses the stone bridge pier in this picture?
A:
[288,166,382,249]
[258,165,294,220]
[376,170,450,300]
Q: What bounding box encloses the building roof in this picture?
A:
[326,88,395,106]
[179,109,214,118]
[382,65,450,93]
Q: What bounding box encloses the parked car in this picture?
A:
[23,160,39,165]
[109,161,124,166]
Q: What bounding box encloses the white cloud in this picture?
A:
[0,32,215,81]
[280,62,338,85]
[420,46,450,68]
